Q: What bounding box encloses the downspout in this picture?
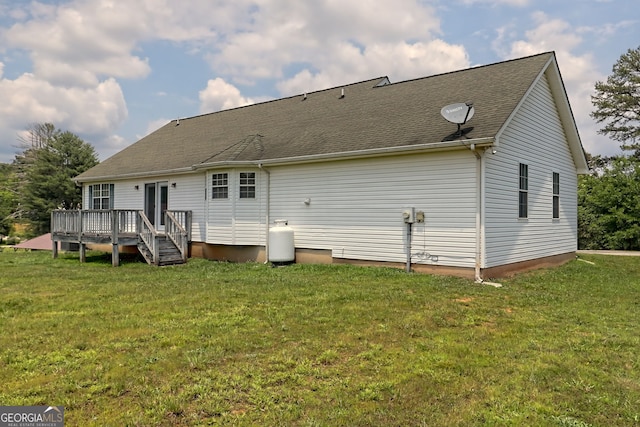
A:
[259,163,270,263]
[470,143,483,283]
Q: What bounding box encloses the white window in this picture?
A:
[212,173,228,199]
[239,172,256,199]
[89,184,113,210]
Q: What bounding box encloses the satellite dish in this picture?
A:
[441,102,474,124]
[441,101,475,141]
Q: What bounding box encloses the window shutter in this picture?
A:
[88,185,93,209]
[109,184,115,209]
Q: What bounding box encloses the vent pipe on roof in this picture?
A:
[339,88,345,99]
[176,118,180,126]
[303,93,307,101]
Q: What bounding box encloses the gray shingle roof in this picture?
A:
[77,52,558,181]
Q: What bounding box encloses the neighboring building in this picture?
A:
[65,52,588,279]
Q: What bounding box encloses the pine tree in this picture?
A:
[18,125,99,235]
[591,46,640,155]
[0,163,19,237]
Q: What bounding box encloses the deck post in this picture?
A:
[51,211,58,259]
[111,210,120,267]
[112,244,120,267]
[79,243,86,263]
[78,210,83,244]
[187,211,193,258]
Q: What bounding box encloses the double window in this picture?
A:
[89,183,114,210]
[518,163,528,219]
[211,172,256,199]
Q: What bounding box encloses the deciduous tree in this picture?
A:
[578,155,640,250]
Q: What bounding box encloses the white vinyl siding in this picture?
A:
[206,169,266,245]
[112,182,142,210]
[267,151,478,268]
[484,72,578,268]
[167,174,206,242]
[83,173,206,241]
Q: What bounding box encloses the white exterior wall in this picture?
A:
[484,73,578,267]
[266,151,478,268]
[83,182,140,210]
[206,168,267,245]
[166,174,206,242]
[82,172,206,241]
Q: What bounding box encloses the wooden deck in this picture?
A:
[51,209,192,266]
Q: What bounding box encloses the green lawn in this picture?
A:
[1,250,639,426]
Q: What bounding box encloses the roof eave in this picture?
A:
[79,139,497,180]
[194,137,496,169]
[544,57,590,174]
[73,166,196,184]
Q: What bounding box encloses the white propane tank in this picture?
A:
[268,220,295,263]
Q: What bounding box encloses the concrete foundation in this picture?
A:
[187,243,576,279]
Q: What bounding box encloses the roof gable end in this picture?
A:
[494,53,589,174]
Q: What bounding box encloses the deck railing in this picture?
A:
[165,211,188,262]
[51,209,139,236]
[52,209,190,237]
[137,211,158,265]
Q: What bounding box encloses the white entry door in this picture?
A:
[144,182,168,231]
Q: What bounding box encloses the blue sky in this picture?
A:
[0,0,637,164]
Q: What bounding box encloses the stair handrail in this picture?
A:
[138,211,159,265]
[165,211,188,262]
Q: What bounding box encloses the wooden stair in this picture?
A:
[138,235,187,266]
[136,211,189,266]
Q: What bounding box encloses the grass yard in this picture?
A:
[1,250,639,426]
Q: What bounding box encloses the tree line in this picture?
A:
[1,47,639,249]
[580,46,640,250]
[0,123,98,238]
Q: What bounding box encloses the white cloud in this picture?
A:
[577,19,638,43]
[209,0,444,84]
[0,72,127,150]
[277,39,470,95]
[199,78,256,113]
[0,0,473,161]
[459,0,530,5]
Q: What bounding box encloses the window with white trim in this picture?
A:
[239,172,256,199]
[552,172,560,219]
[211,173,228,199]
[89,183,114,210]
[519,163,528,219]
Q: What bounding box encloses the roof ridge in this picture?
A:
[177,76,390,123]
[75,52,575,182]
[378,51,555,89]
